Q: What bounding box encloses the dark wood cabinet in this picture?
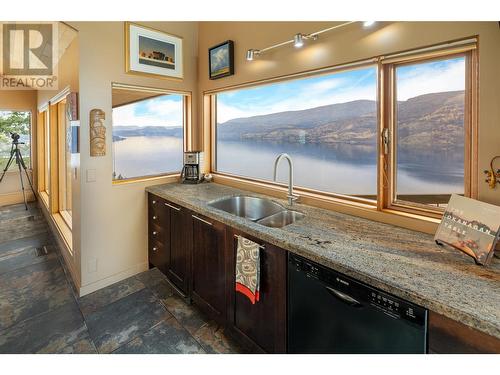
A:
[148,192,499,354]
[428,311,500,354]
[191,212,227,324]
[148,193,190,295]
[225,228,287,353]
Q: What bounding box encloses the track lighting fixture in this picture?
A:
[246,21,375,61]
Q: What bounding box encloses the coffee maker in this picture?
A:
[181,151,204,184]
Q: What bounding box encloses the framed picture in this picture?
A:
[125,22,183,80]
[434,194,500,266]
[209,40,234,80]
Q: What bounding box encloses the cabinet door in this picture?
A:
[428,311,500,353]
[191,213,226,324]
[226,229,287,353]
[165,200,190,295]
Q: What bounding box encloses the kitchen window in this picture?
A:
[111,84,189,182]
[209,40,477,219]
[382,48,476,216]
[214,65,379,201]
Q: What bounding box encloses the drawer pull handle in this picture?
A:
[152,247,158,252]
[192,215,212,226]
[152,231,158,236]
[152,200,156,205]
[152,215,157,220]
[164,202,181,211]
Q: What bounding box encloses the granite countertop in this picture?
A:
[146,182,500,339]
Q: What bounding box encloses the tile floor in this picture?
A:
[0,201,242,354]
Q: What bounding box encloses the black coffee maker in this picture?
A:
[181,151,204,184]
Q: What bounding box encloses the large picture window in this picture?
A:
[112,85,187,181]
[210,42,477,218]
[215,66,378,199]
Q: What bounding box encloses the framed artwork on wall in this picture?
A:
[209,40,234,80]
[125,22,183,80]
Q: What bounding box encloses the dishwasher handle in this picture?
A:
[324,285,363,308]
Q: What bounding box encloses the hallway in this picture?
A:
[0,202,241,354]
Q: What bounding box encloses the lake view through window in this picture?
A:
[112,92,184,180]
[216,67,379,197]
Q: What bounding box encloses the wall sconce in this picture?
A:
[484,155,500,189]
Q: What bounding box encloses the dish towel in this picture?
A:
[235,236,261,304]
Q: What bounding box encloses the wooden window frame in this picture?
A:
[380,48,478,219]
[111,83,192,184]
[37,87,74,254]
[205,38,478,224]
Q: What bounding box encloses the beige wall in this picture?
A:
[68,22,198,295]
[0,90,37,206]
[196,21,500,218]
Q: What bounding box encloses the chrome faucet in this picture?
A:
[273,153,299,206]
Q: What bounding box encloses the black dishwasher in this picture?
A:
[288,254,427,354]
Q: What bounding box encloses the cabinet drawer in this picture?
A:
[149,223,165,245]
[149,240,167,272]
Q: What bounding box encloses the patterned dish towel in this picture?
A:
[235,236,261,304]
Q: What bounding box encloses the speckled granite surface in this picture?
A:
[146,182,500,339]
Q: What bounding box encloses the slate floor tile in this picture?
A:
[163,294,208,335]
[113,317,205,354]
[78,277,145,317]
[0,300,96,354]
[85,288,171,353]
[135,267,167,288]
[0,202,39,221]
[0,214,48,244]
[0,232,54,258]
[193,321,242,354]
[0,245,57,275]
[0,258,74,330]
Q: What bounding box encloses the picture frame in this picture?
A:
[209,40,234,80]
[125,22,183,80]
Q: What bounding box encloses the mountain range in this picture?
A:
[112,125,183,141]
[217,91,465,149]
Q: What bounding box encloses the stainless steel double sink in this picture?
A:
[208,195,304,228]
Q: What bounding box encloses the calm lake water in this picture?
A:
[112,136,464,196]
[113,136,183,179]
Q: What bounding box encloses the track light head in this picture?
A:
[246,49,260,61]
[294,33,304,48]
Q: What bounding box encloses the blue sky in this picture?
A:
[217,57,465,123]
[113,94,183,128]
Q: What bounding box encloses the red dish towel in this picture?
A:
[235,236,260,304]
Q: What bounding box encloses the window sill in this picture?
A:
[52,212,73,255]
[112,172,180,186]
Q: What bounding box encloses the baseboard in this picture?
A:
[79,261,149,297]
[0,191,35,207]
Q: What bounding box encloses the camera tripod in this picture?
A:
[0,139,36,210]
